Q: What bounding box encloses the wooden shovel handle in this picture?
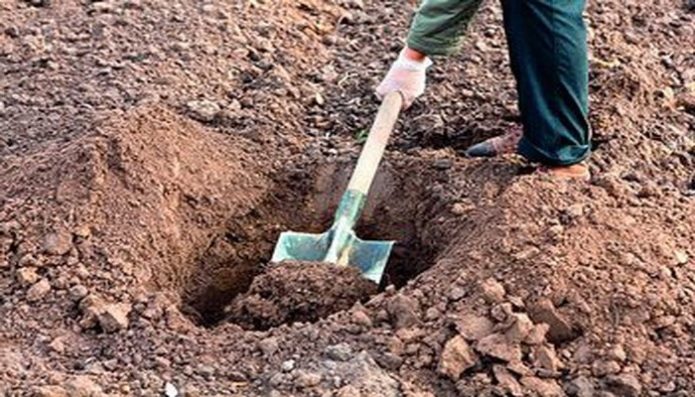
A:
[346,91,403,195]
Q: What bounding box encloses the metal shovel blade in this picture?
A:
[271,230,394,284]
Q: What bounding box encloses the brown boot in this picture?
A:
[465,126,523,157]
[536,162,591,181]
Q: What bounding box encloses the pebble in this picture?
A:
[336,385,360,397]
[529,298,575,343]
[433,158,453,170]
[69,284,89,301]
[351,309,372,328]
[447,286,466,301]
[325,343,352,361]
[480,278,506,303]
[294,370,322,388]
[48,337,65,354]
[186,100,221,123]
[42,229,73,256]
[504,313,534,342]
[281,359,295,372]
[475,333,521,362]
[532,345,562,373]
[386,294,420,329]
[16,267,39,285]
[565,376,595,397]
[493,365,523,396]
[27,278,51,302]
[98,303,130,332]
[65,376,102,397]
[524,323,550,345]
[520,376,563,397]
[438,335,478,380]
[455,314,494,341]
[591,360,621,377]
[603,374,642,397]
[259,337,279,356]
[33,385,68,397]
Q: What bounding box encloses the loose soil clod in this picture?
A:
[226,261,378,330]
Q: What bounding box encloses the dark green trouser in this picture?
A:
[407,0,591,166]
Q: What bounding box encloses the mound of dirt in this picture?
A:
[226,261,378,330]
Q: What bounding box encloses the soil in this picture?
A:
[1,0,694,396]
[226,261,378,330]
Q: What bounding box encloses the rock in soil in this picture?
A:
[226,262,377,329]
[438,335,478,380]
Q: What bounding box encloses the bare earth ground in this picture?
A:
[1,0,694,396]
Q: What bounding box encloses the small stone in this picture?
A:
[295,370,322,388]
[529,299,574,343]
[16,267,39,286]
[524,323,550,345]
[325,343,352,361]
[197,364,215,378]
[164,382,178,397]
[480,278,506,303]
[281,360,295,372]
[448,286,466,301]
[437,335,478,380]
[43,229,73,256]
[27,278,51,302]
[48,337,65,354]
[490,302,513,322]
[425,307,440,321]
[336,385,360,397]
[433,158,452,170]
[351,309,372,328]
[603,374,642,397]
[493,365,523,396]
[69,285,89,301]
[520,376,563,397]
[386,294,420,329]
[32,386,69,397]
[97,303,130,333]
[591,360,621,377]
[455,314,494,341]
[506,361,533,377]
[674,250,689,265]
[532,345,562,373]
[564,203,584,219]
[377,352,403,370]
[505,313,534,342]
[91,1,114,13]
[186,100,221,122]
[607,344,627,362]
[476,333,521,362]
[65,376,102,397]
[565,376,595,397]
[259,337,279,356]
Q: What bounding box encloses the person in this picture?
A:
[377,0,592,180]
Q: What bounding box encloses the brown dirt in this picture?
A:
[1,0,694,396]
[226,261,378,330]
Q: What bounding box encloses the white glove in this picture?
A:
[376,49,433,109]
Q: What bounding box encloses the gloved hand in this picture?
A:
[376,48,433,109]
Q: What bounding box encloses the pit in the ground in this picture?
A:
[180,158,455,329]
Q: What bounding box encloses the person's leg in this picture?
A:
[500,0,591,166]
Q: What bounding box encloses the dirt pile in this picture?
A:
[1,0,694,395]
[226,261,378,330]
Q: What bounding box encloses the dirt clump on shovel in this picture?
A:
[226,261,378,330]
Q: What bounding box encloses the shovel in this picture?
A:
[271,91,404,283]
